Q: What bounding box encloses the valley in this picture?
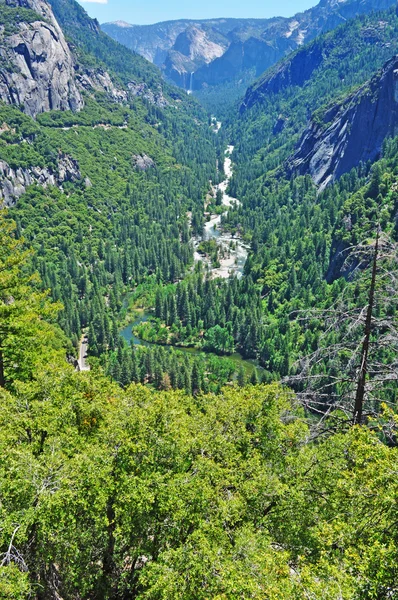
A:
[2,0,398,596]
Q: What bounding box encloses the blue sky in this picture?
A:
[78,0,318,25]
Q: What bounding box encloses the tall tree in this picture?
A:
[0,213,63,388]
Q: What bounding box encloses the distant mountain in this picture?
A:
[101,18,269,66]
[102,0,397,92]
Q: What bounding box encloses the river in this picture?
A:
[193,145,249,279]
[120,141,258,375]
[121,311,261,377]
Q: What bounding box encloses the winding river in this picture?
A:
[121,311,260,376]
[120,140,259,375]
[194,145,249,279]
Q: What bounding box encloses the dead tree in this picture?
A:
[285,227,398,426]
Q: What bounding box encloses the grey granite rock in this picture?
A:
[132,154,155,171]
[0,153,81,207]
[286,55,398,190]
[0,0,83,117]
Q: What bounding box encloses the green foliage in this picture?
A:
[204,324,235,354]
[3,347,398,598]
[0,4,41,37]
[0,565,31,599]
[104,342,241,395]
[0,213,65,389]
[4,61,216,356]
[0,220,397,598]
[134,272,264,360]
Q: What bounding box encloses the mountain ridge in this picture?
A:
[102,0,397,92]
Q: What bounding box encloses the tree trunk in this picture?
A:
[353,229,379,425]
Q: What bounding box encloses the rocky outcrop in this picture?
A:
[76,68,128,103]
[0,0,168,116]
[286,56,398,190]
[0,0,83,117]
[76,67,168,107]
[127,82,168,108]
[132,154,155,171]
[0,153,81,206]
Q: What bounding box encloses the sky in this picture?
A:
[77,0,318,25]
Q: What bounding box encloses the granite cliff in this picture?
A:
[287,55,398,190]
[0,0,181,207]
[0,0,83,117]
[163,24,228,89]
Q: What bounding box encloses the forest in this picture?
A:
[2,211,398,598]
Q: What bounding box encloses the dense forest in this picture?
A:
[2,211,398,598]
[2,0,398,596]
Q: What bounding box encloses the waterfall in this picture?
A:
[187,71,194,95]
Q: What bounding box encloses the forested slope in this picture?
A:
[205,4,398,392]
[0,0,218,367]
[2,212,398,598]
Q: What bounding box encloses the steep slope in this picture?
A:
[0,0,218,360]
[195,0,397,90]
[163,24,229,89]
[103,0,397,93]
[0,0,83,116]
[47,0,170,93]
[232,6,398,185]
[287,55,398,189]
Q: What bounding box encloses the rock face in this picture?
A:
[0,153,81,207]
[102,18,252,66]
[163,25,228,88]
[102,0,397,91]
[286,56,398,190]
[132,154,155,171]
[241,41,324,112]
[0,0,83,117]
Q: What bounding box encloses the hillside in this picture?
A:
[3,0,398,595]
[0,0,219,376]
[2,207,398,598]
[234,5,398,183]
[287,55,398,189]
